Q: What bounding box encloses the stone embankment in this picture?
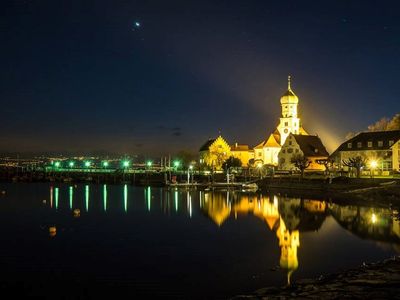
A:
[233,256,400,299]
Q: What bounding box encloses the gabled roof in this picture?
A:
[254,130,281,149]
[199,139,215,151]
[292,134,329,157]
[265,134,281,148]
[335,130,400,152]
[231,144,250,151]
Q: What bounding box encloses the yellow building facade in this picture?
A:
[199,135,231,170]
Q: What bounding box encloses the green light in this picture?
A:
[173,161,180,167]
[123,161,129,167]
[103,161,109,167]
[147,161,152,167]
[189,165,193,170]
[54,162,60,167]
[85,161,90,167]
[69,161,74,167]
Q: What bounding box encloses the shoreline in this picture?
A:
[232,256,400,299]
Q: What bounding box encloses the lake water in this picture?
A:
[0,182,398,299]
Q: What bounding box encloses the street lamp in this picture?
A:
[54,161,60,168]
[123,160,130,168]
[173,160,180,169]
[188,165,193,184]
[103,161,109,168]
[69,161,74,168]
[147,161,152,168]
[84,161,91,168]
[370,160,377,178]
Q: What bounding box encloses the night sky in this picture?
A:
[1,0,399,155]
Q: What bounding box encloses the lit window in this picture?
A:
[357,142,362,148]
[367,141,372,147]
[378,141,383,147]
[348,143,352,149]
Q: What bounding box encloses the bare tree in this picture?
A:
[342,156,367,178]
[290,154,311,179]
[316,158,335,176]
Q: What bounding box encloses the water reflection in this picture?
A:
[47,185,400,285]
[103,184,107,212]
[69,186,73,209]
[124,184,128,212]
[85,185,89,212]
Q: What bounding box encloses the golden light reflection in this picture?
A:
[50,186,53,208]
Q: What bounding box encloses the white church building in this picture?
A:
[254,76,308,165]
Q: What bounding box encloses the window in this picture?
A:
[389,140,394,146]
[357,142,362,148]
[378,141,383,147]
[282,149,286,153]
[258,152,262,157]
[285,122,288,126]
[368,141,372,148]
[288,148,293,153]
[289,141,292,145]
[348,143,352,149]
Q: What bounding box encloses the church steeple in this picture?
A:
[278,76,300,145]
[288,75,291,90]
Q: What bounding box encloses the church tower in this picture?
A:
[277,76,300,146]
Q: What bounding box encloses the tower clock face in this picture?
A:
[284,128,288,134]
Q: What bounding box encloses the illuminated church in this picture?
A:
[254,76,308,165]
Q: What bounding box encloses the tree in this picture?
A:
[173,150,197,168]
[222,156,242,173]
[316,158,335,176]
[342,156,367,178]
[367,113,400,131]
[290,154,311,178]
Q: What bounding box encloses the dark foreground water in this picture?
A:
[0,183,399,299]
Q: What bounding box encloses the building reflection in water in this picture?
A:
[47,185,400,284]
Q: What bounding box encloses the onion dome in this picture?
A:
[280,75,299,104]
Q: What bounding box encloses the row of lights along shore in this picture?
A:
[51,160,185,169]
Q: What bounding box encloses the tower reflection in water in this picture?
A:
[201,191,399,284]
[48,185,400,284]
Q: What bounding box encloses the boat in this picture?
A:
[241,182,258,191]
